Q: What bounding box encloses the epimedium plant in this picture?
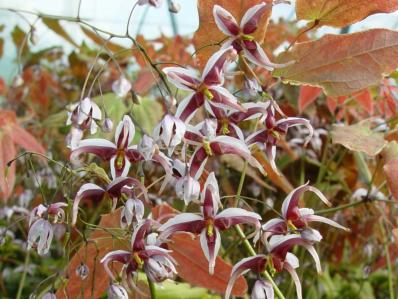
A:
[1,0,398,299]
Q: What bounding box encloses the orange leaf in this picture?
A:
[382,141,398,200]
[274,29,398,96]
[9,124,46,154]
[193,0,272,69]
[296,0,398,28]
[152,204,248,296]
[298,85,322,112]
[56,209,131,299]
[353,89,374,115]
[0,133,16,200]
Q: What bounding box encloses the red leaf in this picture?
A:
[152,204,248,296]
[298,85,322,112]
[0,133,16,200]
[9,123,46,154]
[354,89,374,114]
[56,209,132,299]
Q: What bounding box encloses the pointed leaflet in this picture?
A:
[273,29,398,96]
[193,0,272,69]
[298,85,322,112]
[152,204,248,296]
[296,0,398,28]
[42,18,79,48]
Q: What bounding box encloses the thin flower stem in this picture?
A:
[233,162,247,207]
[316,198,398,215]
[147,276,157,299]
[16,250,30,299]
[233,159,285,299]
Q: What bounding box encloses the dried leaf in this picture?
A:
[80,26,127,53]
[298,85,323,112]
[296,0,398,28]
[331,121,388,156]
[273,29,398,96]
[42,18,79,47]
[193,0,272,69]
[354,89,374,115]
[8,124,46,154]
[152,204,248,296]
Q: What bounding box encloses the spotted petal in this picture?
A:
[215,208,261,231]
[72,183,105,225]
[199,227,221,275]
[213,5,239,37]
[240,2,267,34]
[163,67,200,91]
[70,138,117,162]
[158,213,205,240]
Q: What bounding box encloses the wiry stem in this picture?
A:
[147,276,157,299]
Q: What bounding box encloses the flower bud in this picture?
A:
[169,0,181,13]
[251,280,274,299]
[102,117,114,133]
[107,284,129,299]
[76,263,89,280]
[112,76,132,98]
[144,255,177,283]
[42,292,57,299]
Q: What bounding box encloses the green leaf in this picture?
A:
[11,26,28,56]
[131,98,164,137]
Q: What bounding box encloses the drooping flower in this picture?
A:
[213,3,290,70]
[258,182,349,244]
[153,114,186,156]
[112,76,132,98]
[71,115,170,179]
[72,176,148,225]
[185,119,264,179]
[107,284,129,299]
[246,105,313,172]
[159,172,261,274]
[251,279,274,299]
[120,185,145,228]
[101,220,177,292]
[66,97,102,148]
[27,202,67,256]
[163,47,243,122]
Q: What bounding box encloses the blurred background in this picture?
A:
[0,0,398,82]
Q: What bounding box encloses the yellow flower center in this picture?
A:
[133,252,144,269]
[203,140,213,156]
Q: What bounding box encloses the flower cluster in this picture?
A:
[22,2,350,298]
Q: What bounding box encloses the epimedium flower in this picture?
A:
[213,2,289,70]
[227,234,320,299]
[112,76,132,98]
[27,202,67,256]
[185,119,265,180]
[163,47,244,123]
[208,101,270,139]
[138,0,162,8]
[66,97,102,149]
[153,114,186,156]
[72,176,148,226]
[120,185,145,228]
[258,182,349,244]
[107,284,129,299]
[246,105,314,173]
[251,279,274,299]
[71,115,171,179]
[101,219,177,293]
[158,172,261,274]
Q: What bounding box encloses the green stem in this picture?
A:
[380,220,395,299]
[317,199,398,215]
[233,162,247,207]
[16,250,30,299]
[147,276,157,299]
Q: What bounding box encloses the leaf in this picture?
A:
[11,26,29,56]
[42,18,79,47]
[353,89,374,115]
[382,141,398,200]
[8,124,46,154]
[273,29,398,96]
[56,209,129,299]
[193,0,272,69]
[296,0,398,28]
[331,121,388,156]
[132,98,164,135]
[152,204,248,296]
[80,26,127,53]
[0,133,16,201]
[298,85,322,112]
